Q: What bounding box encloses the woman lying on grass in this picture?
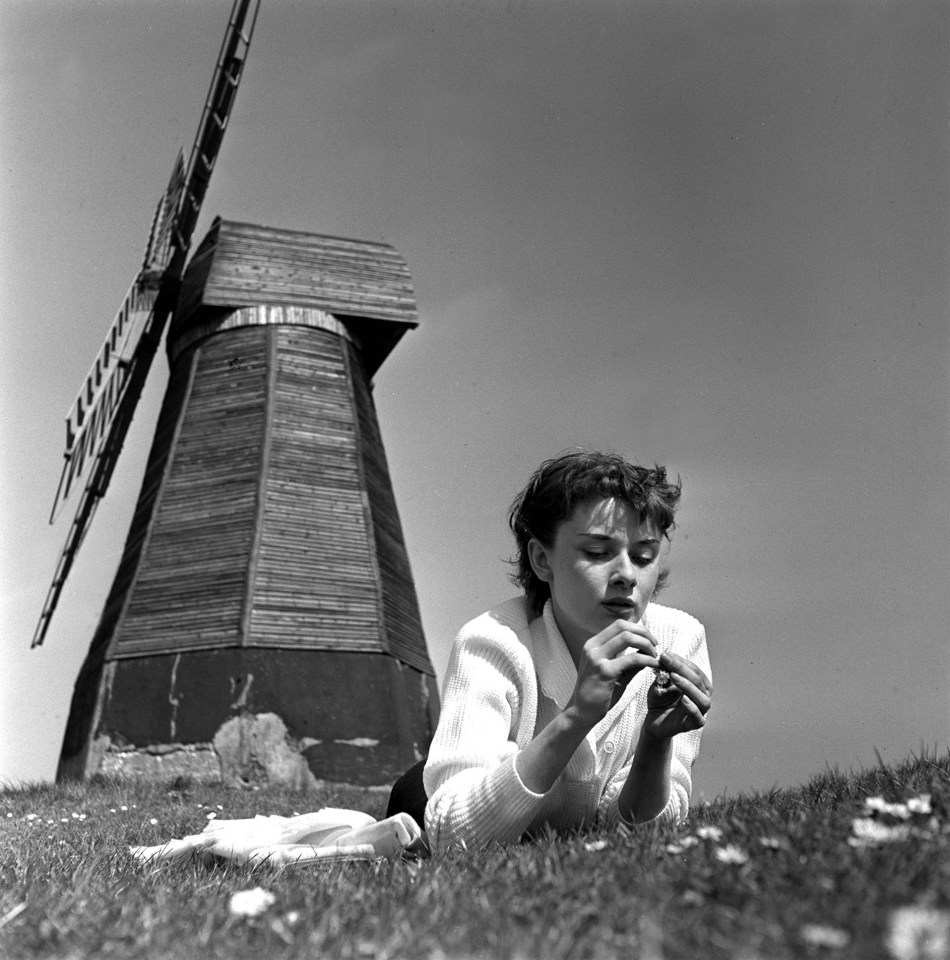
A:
[387,450,713,853]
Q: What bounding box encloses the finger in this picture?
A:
[648,681,683,709]
[665,673,712,716]
[590,619,653,648]
[682,691,712,725]
[653,653,711,708]
[590,617,642,639]
[599,627,658,662]
[617,646,661,680]
[607,646,661,686]
[659,652,711,693]
[676,693,708,729]
[665,676,713,723]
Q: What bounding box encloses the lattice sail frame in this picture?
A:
[33,0,262,648]
[51,153,185,521]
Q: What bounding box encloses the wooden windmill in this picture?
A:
[35,0,438,787]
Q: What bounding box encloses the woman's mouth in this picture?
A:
[602,600,637,619]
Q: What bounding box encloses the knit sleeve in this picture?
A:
[423,614,546,852]
[597,615,711,829]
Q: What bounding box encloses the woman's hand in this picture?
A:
[518,620,657,794]
[643,651,712,740]
[567,620,659,725]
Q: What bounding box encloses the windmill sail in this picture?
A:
[143,151,186,276]
[50,152,184,523]
[33,0,262,648]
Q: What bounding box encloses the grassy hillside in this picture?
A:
[1,751,947,959]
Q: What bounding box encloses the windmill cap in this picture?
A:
[168,218,419,374]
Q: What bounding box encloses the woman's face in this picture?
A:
[528,496,663,653]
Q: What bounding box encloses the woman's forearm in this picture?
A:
[514,706,595,794]
[618,730,673,823]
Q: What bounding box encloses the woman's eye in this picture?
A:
[634,555,656,567]
[583,550,607,559]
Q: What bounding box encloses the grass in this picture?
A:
[1,751,948,960]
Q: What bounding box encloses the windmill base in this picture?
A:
[57,649,438,788]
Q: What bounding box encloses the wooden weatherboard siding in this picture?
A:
[109,327,268,656]
[247,323,388,654]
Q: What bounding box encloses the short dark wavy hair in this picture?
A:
[508,450,682,615]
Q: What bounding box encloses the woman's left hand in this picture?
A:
[643,651,712,740]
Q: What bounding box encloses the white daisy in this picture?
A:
[229,888,276,918]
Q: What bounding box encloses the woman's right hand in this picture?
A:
[567,620,659,725]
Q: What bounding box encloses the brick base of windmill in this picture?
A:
[75,650,437,789]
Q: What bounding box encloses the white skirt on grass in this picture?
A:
[130,808,427,866]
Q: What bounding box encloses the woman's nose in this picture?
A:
[609,554,637,586]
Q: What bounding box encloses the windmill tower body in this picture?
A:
[58,219,438,785]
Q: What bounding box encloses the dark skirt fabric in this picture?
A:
[386,757,428,830]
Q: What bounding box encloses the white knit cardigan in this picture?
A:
[423,596,710,853]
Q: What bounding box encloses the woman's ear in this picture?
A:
[527,539,553,583]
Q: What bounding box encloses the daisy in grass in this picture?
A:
[229,888,276,918]
[665,835,700,854]
[800,924,850,950]
[714,844,749,865]
[865,793,933,821]
[885,904,950,960]
[849,818,912,847]
[850,792,939,848]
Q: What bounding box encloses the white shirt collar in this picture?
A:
[528,600,579,709]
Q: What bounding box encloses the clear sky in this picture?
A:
[1,0,948,802]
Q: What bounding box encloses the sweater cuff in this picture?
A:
[603,784,677,829]
[457,750,547,845]
[492,750,547,822]
[425,749,548,850]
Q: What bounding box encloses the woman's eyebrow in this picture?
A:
[577,532,661,545]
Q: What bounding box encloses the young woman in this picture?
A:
[388,451,712,853]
